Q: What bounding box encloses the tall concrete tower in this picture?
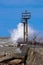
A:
[22,10,31,42]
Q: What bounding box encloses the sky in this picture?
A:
[0,0,43,37]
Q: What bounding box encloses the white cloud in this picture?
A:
[10,23,35,42]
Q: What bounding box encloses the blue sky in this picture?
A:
[0,0,43,37]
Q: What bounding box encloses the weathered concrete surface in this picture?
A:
[26,48,43,65]
[0,43,43,65]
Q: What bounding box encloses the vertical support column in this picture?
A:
[25,19,28,42]
[24,22,25,42]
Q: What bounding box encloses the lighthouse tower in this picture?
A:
[22,10,31,42]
